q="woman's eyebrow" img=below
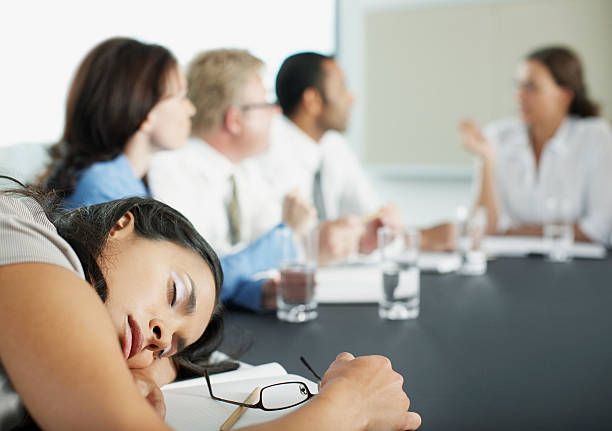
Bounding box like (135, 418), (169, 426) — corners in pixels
(185, 274), (197, 315)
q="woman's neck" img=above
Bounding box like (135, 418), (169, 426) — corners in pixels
(529, 115), (566, 150)
(123, 133), (154, 179)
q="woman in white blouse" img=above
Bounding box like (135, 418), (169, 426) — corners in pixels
(460, 46), (612, 243)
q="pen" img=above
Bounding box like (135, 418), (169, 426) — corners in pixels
(219, 387), (261, 431)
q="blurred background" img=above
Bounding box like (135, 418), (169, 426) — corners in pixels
(1, 0), (610, 226)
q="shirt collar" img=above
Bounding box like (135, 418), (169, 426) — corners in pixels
(544, 116), (573, 155)
(185, 136), (236, 180)
(278, 116), (324, 169)
(510, 116), (573, 156)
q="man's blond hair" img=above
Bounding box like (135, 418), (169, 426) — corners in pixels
(187, 49), (264, 135)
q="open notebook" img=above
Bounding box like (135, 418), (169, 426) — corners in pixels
(163, 363), (318, 431)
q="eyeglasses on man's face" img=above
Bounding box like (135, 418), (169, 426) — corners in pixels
(203, 356), (322, 411)
(238, 101), (279, 111)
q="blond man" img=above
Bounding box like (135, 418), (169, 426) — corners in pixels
(148, 49), (317, 311)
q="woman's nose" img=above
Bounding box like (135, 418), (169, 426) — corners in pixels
(147, 318), (172, 352)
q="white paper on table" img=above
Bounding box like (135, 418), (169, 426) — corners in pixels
(163, 363), (317, 431)
(483, 236), (606, 259)
(418, 252), (461, 273)
(315, 264), (380, 303)
(314, 252), (460, 304)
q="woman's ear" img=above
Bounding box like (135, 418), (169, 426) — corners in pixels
(108, 211), (136, 239)
(561, 87), (575, 110)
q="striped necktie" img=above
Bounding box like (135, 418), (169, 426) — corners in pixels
(227, 174), (241, 245)
(312, 165), (326, 221)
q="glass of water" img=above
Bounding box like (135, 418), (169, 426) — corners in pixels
(276, 225), (318, 323)
(543, 197), (574, 262)
(378, 226), (420, 320)
(456, 206), (487, 275)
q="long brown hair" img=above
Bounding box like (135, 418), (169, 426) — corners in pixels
(40, 37), (178, 197)
(527, 46), (599, 118)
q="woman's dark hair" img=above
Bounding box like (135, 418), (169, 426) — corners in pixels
(39, 37), (178, 198)
(1, 176), (236, 380)
(276, 52), (334, 118)
(527, 46), (599, 118)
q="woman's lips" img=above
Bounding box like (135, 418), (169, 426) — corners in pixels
(122, 319), (132, 360)
(127, 316), (143, 359)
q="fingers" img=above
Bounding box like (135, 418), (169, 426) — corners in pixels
(404, 412), (422, 430)
(283, 190), (317, 234)
(335, 352), (355, 361)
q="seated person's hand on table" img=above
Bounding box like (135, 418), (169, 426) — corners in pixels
(282, 190), (317, 236)
(319, 352), (421, 431)
(261, 276), (279, 310)
(318, 216), (364, 265)
(359, 204), (403, 254)
(459, 119), (493, 159)
(420, 222), (456, 252)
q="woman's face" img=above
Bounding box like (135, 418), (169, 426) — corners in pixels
(515, 60), (572, 127)
(98, 212), (216, 369)
(146, 66), (196, 152)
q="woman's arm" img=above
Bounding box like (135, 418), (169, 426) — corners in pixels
(460, 120), (501, 235)
(0, 263), (173, 431)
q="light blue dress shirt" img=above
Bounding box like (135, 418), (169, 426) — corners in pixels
(64, 154), (289, 311)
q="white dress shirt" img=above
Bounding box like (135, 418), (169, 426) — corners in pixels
(251, 115), (380, 221)
(148, 138), (281, 255)
(479, 116), (612, 244)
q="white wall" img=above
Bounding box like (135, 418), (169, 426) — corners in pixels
(338, 0), (612, 178)
(0, 0), (336, 147)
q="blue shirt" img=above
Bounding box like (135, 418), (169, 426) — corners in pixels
(64, 154), (148, 210)
(64, 154), (287, 311)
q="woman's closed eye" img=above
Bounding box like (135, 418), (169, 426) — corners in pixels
(168, 271), (188, 308)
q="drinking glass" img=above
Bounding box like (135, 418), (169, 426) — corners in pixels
(276, 225), (318, 322)
(543, 197), (573, 262)
(456, 206), (487, 275)
(378, 226), (420, 320)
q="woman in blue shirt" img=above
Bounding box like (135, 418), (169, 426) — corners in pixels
(40, 38), (287, 312)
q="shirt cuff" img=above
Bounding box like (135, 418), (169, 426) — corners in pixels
(223, 278), (266, 313)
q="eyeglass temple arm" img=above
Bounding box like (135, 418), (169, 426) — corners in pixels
(204, 369), (260, 408)
(300, 356), (322, 381)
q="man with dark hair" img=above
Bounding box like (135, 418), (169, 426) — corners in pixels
(256, 52), (455, 253)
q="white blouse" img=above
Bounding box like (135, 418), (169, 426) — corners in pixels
(480, 116), (612, 244)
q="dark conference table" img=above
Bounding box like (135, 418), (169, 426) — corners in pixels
(223, 257), (612, 430)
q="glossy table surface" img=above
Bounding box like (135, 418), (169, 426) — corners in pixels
(223, 257), (612, 430)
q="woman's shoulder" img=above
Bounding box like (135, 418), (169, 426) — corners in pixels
(69, 155), (145, 207)
(568, 116), (612, 139)
(0, 194), (52, 227)
(80, 155), (129, 180)
(0, 194), (84, 277)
